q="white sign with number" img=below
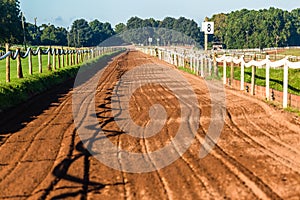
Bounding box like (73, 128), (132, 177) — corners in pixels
(202, 22), (214, 34)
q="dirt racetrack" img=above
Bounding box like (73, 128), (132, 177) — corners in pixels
(0, 50), (300, 200)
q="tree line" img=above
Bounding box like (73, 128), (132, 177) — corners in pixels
(1, 1), (299, 49)
(209, 7), (300, 49)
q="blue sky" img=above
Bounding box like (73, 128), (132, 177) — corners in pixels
(20, 0), (300, 28)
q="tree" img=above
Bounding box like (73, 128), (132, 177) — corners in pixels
(127, 17), (144, 29)
(115, 23), (126, 34)
(40, 24), (67, 46)
(209, 7), (299, 49)
(25, 22), (42, 45)
(0, 0), (22, 44)
(70, 19), (92, 47)
(89, 20), (115, 46)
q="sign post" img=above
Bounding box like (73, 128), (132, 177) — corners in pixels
(148, 37), (153, 46)
(202, 22), (214, 51)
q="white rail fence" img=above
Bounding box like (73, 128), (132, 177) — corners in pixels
(217, 55), (300, 108)
(0, 43), (117, 83)
(138, 47), (216, 78)
(139, 47), (300, 109)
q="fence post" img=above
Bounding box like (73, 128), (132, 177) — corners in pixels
(266, 56), (270, 100)
(5, 43), (10, 82)
(240, 56), (245, 91)
(48, 49), (51, 71)
(70, 51), (73, 65)
(58, 49), (62, 68)
(53, 49), (56, 70)
(230, 59), (234, 86)
(196, 57), (199, 75)
(62, 49), (65, 67)
(76, 51), (79, 64)
(251, 65), (256, 95)
(194, 57), (197, 73)
(223, 60), (227, 84)
(28, 49), (33, 75)
(16, 48), (23, 79)
(201, 56), (204, 77)
(283, 62), (289, 108)
(208, 57), (212, 76)
(213, 53), (218, 77)
(66, 51), (69, 66)
(251, 55), (257, 95)
(38, 49), (42, 73)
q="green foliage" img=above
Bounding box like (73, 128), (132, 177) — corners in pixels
(178, 66), (197, 75)
(89, 20), (114, 46)
(0, 0), (22, 43)
(120, 16), (203, 46)
(209, 7), (300, 49)
(40, 24), (67, 46)
(115, 23), (127, 34)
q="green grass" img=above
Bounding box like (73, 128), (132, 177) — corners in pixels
(280, 49), (300, 56)
(0, 55), (48, 84)
(218, 66), (300, 95)
(0, 51), (123, 111)
(178, 66), (197, 75)
(284, 106), (300, 116)
(0, 54), (73, 84)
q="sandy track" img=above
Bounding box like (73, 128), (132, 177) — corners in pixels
(0, 51), (299, 199)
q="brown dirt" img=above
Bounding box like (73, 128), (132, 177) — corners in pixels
(0, 50), (300, 200)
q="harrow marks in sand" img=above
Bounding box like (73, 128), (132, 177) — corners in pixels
(0, 51), (299, 199)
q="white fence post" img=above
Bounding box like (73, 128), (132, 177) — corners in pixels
(223, 60), (227, 85)
(201, 57), (204, 77)
(196, 57), (199, 75)
(241, 57), (245, 91)
(283, 62), (289, 108)
(266, 56), (270, 100)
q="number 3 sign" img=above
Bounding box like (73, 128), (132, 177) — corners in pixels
(202, 22), (214, 34)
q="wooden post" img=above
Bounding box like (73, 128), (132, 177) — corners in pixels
(62, 49), (65, 67)
(266, 57), (270, 100)
(38, 49), (42, 73)
(58, 50), (61, 68)
(230, 59), (234, 86)
(16, 48), (23, 79)
(283, 63), (289, 108)
(53, 49), (56, 70)
(223, 60), (227, 85)
(48, 49), (51, 71)
(76, 51), (79, 65)
(5, 43), (10, 83)
(66, 51), (69, 66)
(28, 49), (33, 75)
(70, 52), (73, 65)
